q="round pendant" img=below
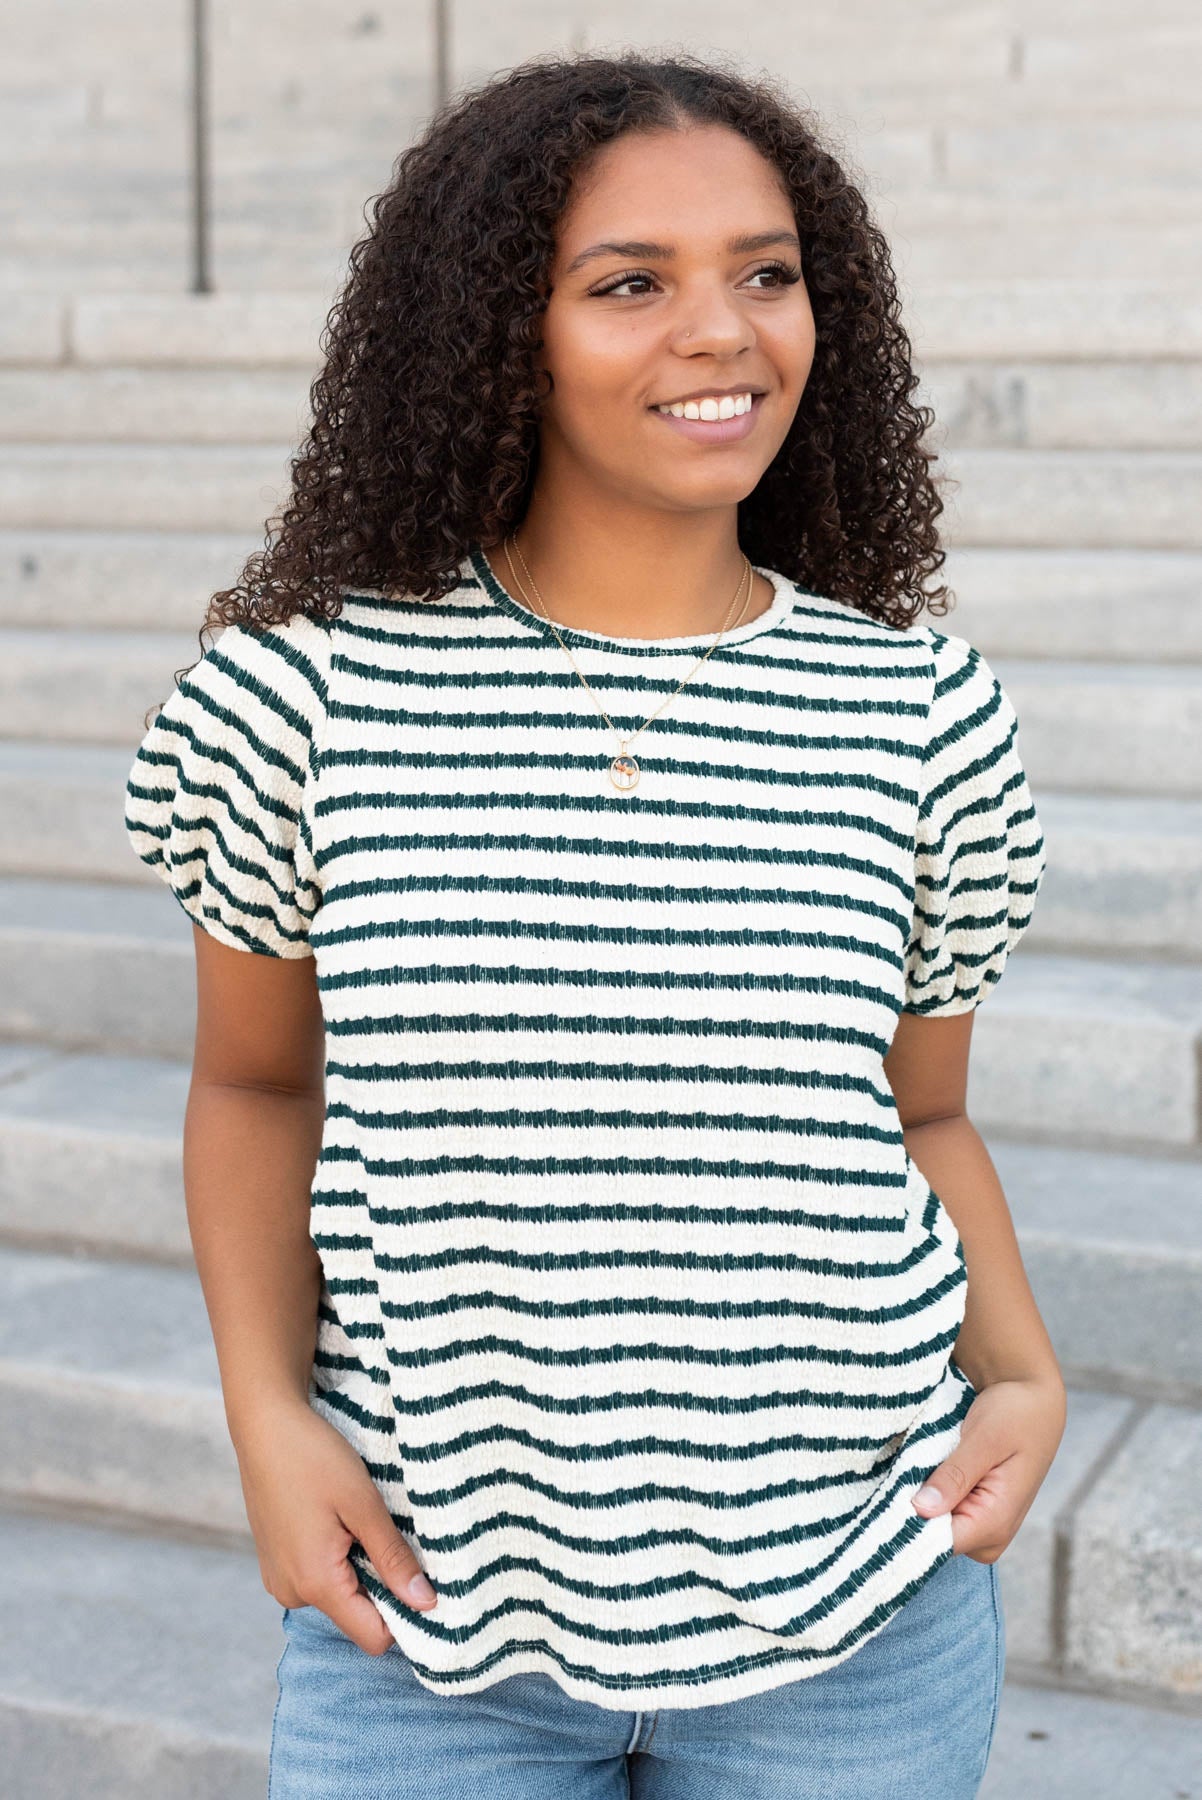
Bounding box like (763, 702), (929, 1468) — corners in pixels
(609, 751), (640, 791)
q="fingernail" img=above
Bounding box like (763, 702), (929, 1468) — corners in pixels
(407, 1572), (436, 1605)
(914, 1484), (941, 1511)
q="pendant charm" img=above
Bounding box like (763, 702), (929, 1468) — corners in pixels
(609, 749), (640, 792)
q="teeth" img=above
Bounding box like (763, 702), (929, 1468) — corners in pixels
(656, 392), (755, 420)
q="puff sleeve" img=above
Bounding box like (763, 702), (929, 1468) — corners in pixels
(901, 633), (1047, 1016)
(123, 614), (330, 958)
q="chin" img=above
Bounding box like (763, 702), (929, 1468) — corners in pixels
(657, 471), (771, 509)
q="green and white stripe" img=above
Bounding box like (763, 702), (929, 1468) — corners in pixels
(125, 544), (1045, 1710)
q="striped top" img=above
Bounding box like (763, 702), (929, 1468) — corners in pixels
(124, 544), (1046, 1711)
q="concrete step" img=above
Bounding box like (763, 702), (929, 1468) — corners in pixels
(0, 245), (350, 298)
(989, 1388), (1131, 1676)
(1030, 791), (1202, 959)
(0, 122), (415, 182)
(1060, 1396), (1202, 1706)
(0, 529), (250, 630)
(4, 742), (1199, 961)
(996, 659), (1202, 797)
(902, 279), (1202, 360)
(941, 449), (1202, 550)
(4, 281), (1199, 374)
(0, 871), (1198, 1149)
(0, 1244), (241, 1534)
(936, 116), (1202, 194)
(473, 16), (1202, 115)
(0, 207), (387, 272)
(4, 282), (1184, 369)
(5, 443), (1200, 547)
(0, 84), (91, 129)
(918, 360), (1202, 451)
(4, 0), (1193, 93)
(4, 220), (1201, 295)
(968, 950), (1202, 1151)
(0, 101), (430, 167)
(0, 444), (294, 535)
(0, 292), (69, 362)
(0, 365), (316, 445)
(871, 180), (1202, 233)
(1, 1036), (1198, 1400)
(989, 1137), (1202, 1403)
(7, 120), (1202, 218)
(0, 741), (179, 880)
(0, 626), (213, 745)
(49, 63), (1202, 151)
(989, 1384), (1202, 1715)
(5, 0), (1172, 95)
(0, 874), (202, 1063)
(0, 1502), (275, 1800)
(4, 279), (1194, 381)
(0, 1039), (191, 1263)
(3, 530), (1198, 663)
(935, 546), (1202, 663)
(981, 1677), (1202, 1798)
(14, 172), (1194, 251)
(0, 6), (1039, 98)
(8, 99), (1202, 196)
(52, 290), (341, 366)
(3, 358), (1199, 452)
(839, 72), (1202, 131)
(898, 221), (1202, 284)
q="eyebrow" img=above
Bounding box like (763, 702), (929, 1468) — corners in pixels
(564, 230), (801, 275)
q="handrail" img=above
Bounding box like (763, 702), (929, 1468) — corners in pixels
(189, 0), (212, 292)
(434, 0), (449, 109)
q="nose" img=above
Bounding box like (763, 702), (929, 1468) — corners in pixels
(670, 280), (757, 358)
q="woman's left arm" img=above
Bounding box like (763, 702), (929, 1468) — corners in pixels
(884, 1009), (1068, 1562)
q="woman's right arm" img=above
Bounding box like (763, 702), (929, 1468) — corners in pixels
(185, 922), (438, 1653)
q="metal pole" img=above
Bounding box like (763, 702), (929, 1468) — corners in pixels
(433, 0), (449, 110)
(190, 0), (213, 292)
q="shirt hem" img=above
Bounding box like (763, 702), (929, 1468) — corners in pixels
(347, 1525), (960, 1712)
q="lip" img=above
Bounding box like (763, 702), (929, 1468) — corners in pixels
(648, 391), (765, 444)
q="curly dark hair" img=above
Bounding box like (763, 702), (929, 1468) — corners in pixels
(198, 46), (954, 659)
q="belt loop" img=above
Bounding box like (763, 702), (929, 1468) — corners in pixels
(625, 1709), (643, 1754)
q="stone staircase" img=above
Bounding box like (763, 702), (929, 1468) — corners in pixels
(2, 2), (1202, 1794)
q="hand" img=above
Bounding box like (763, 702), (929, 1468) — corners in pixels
(910, 1373), (1067, 1561)
(233, 1396), (437, 1655)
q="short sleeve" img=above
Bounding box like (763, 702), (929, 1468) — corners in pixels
(902, 634), (1047, 1016)
(124, 614), (330, 958)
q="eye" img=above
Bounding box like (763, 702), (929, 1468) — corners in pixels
(589, 268), (659, 299)
(745, 260), (803, 288)
(588, 260), (803, 300)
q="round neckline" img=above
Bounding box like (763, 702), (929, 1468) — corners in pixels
(468, 543), (798, 654)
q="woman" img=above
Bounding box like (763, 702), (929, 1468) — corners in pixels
(124, 50), (1066, 1800)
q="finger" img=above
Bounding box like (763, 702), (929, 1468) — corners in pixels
(347, 1488), (438, 1612)
(911, 1447), (993, 1517)
(949, 1518), (1004, 1561)
(946, 1451), (1030, 1558)
(324, 1585), (402, 1656)
(946, 1481), (1009, 1558)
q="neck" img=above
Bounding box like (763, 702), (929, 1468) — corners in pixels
(484, 494), (775, 640)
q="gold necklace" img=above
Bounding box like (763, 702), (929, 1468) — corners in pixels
(502, 534), (754, 794)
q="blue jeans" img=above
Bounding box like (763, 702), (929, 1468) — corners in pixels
(267, 1549), (1004, 1798)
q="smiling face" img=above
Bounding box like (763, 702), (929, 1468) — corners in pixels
(533, 123), (816, 518)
